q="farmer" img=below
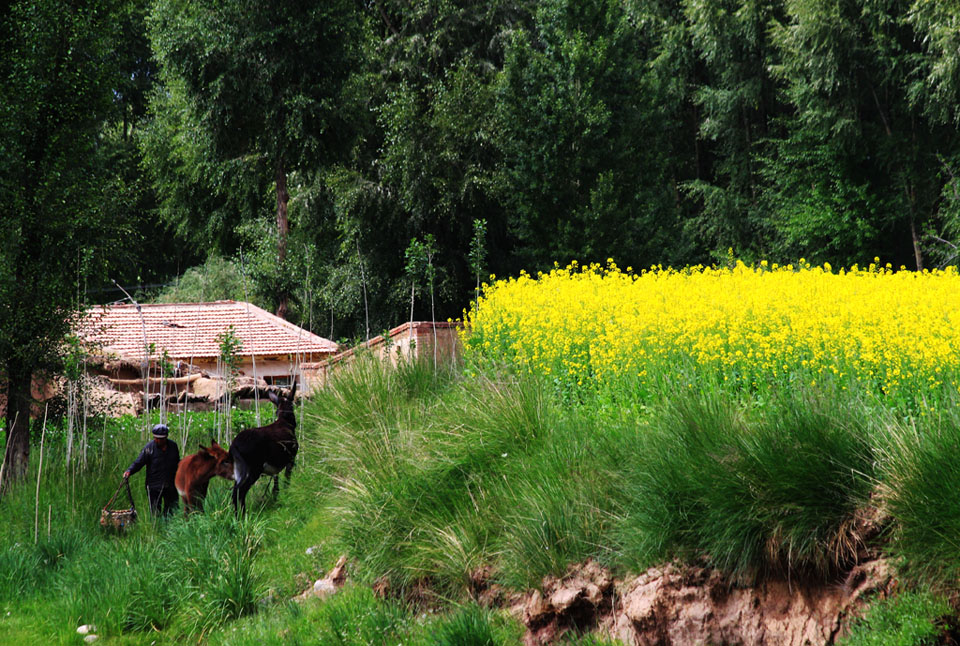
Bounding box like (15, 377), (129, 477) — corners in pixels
(123, 423), (180, 517)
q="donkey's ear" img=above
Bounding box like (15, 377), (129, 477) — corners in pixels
(198, 444), (209, 454)
(268, 389), (279, 405)
(289, 381), (297, 400)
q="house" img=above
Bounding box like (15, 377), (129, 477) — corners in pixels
(79, 300), (339, 413)
(302, 321), (462, 388)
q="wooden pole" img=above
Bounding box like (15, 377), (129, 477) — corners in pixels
(34, 404), (48, 544)
(240, 246), (261, 425)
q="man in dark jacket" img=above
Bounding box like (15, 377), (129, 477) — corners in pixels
(124, 423), (180, 516)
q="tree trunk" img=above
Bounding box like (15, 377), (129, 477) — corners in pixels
(911, 217), (923, 271)
(2, 362), (33, 491)
(275, 159), (290, 320)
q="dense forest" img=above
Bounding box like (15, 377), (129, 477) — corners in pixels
(5, 0), (960, 344)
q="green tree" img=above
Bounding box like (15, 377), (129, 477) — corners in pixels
(300, 1), (532, 337)
(681, 0), (783, 259)
(906, 1), (960, 265)
(764, 0), (953, 269)
(147, 0), (362, 318)
(0, 0), (129, 486)
(99, 0), (198, 297)
(493, 0), (686, 270)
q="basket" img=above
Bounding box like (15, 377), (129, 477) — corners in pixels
(101, 478), (138, 532)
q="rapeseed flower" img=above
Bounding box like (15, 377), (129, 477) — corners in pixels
(463, 260), (960, 403)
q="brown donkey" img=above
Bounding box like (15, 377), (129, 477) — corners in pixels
(175, 441), (234, 513)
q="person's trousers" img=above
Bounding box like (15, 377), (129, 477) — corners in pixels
(147, 484), (178, 516)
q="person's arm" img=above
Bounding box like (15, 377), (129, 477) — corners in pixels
(124, 444), (151, 478)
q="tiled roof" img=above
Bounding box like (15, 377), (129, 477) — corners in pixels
(80, 301), (338, 361)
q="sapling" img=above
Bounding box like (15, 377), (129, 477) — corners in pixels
(469, 219), (487, 308)
(422, 234), (438, 367)
(357, 239), (370, 342)
(239, 246), (261, 424)
(404, 235), (439, 366)
(216, 325), (243, 442)
(405, 238), (426, 344)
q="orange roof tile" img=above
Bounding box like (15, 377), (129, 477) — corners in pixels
(80, 301), (338, 362)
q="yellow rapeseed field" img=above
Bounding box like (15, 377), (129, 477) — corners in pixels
(463, 259), (960, 400)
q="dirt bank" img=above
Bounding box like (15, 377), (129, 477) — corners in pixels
(514, 558), (895, 646)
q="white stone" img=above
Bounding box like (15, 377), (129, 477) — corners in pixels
(76, 625), (95, 635)
(313, 578), (337, 598)
(84, 635), (99, 643)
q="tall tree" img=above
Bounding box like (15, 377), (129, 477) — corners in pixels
(682, 0), (782, 259)
(764, 0), (952, 268)
(147, 0), (362, 319)
(0, 0), (127, 487)
(493, 0), (687, 269)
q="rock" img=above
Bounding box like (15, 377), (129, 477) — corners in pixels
(327, 555), (348, 587)
(83, 635), (99, 644)
(76, 624), (95, 635)
(549, 587), (582, 612)
(517, 559), (615, 645)
(513, 557), (894, 646)
(296, 556), (349, 602)
(313, 579), (337, 599)
(612, 559), (894, 646)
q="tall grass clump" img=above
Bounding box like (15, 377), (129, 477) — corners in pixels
(880, 403), (960, 587)
(41, 490), (266, 638)
(494, 412), (629, 587)
(423, 603), (519, 646)
(616, 386), (879, 580)
(303, 353), (626, 595)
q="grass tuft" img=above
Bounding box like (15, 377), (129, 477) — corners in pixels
(880, 406), (960, 587)
(617, 386), (878, 580)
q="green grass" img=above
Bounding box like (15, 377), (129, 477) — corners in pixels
(615, 386), (879, 580)
(839, 591), (952, 646)
(305, 356), (626, 593)
(204, 585), (522, 646)
(878, 405), (960, 588)
(4, 353), (960, 643)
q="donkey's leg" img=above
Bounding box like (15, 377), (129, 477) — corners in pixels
(231, 453), (251, 515)
(196, 481), (210, 513)
(234, 477), (256, 515)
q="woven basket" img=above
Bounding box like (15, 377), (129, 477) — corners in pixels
(101, 478), (138, 532)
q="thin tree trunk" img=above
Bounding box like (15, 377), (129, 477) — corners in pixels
(2, 363), (33, 489)
(276, 159), (290, 320)
(911, 217), (923, 271)
(357, 240), (370, 342)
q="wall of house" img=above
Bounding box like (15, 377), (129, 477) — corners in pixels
(303, 322), (462, 390)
